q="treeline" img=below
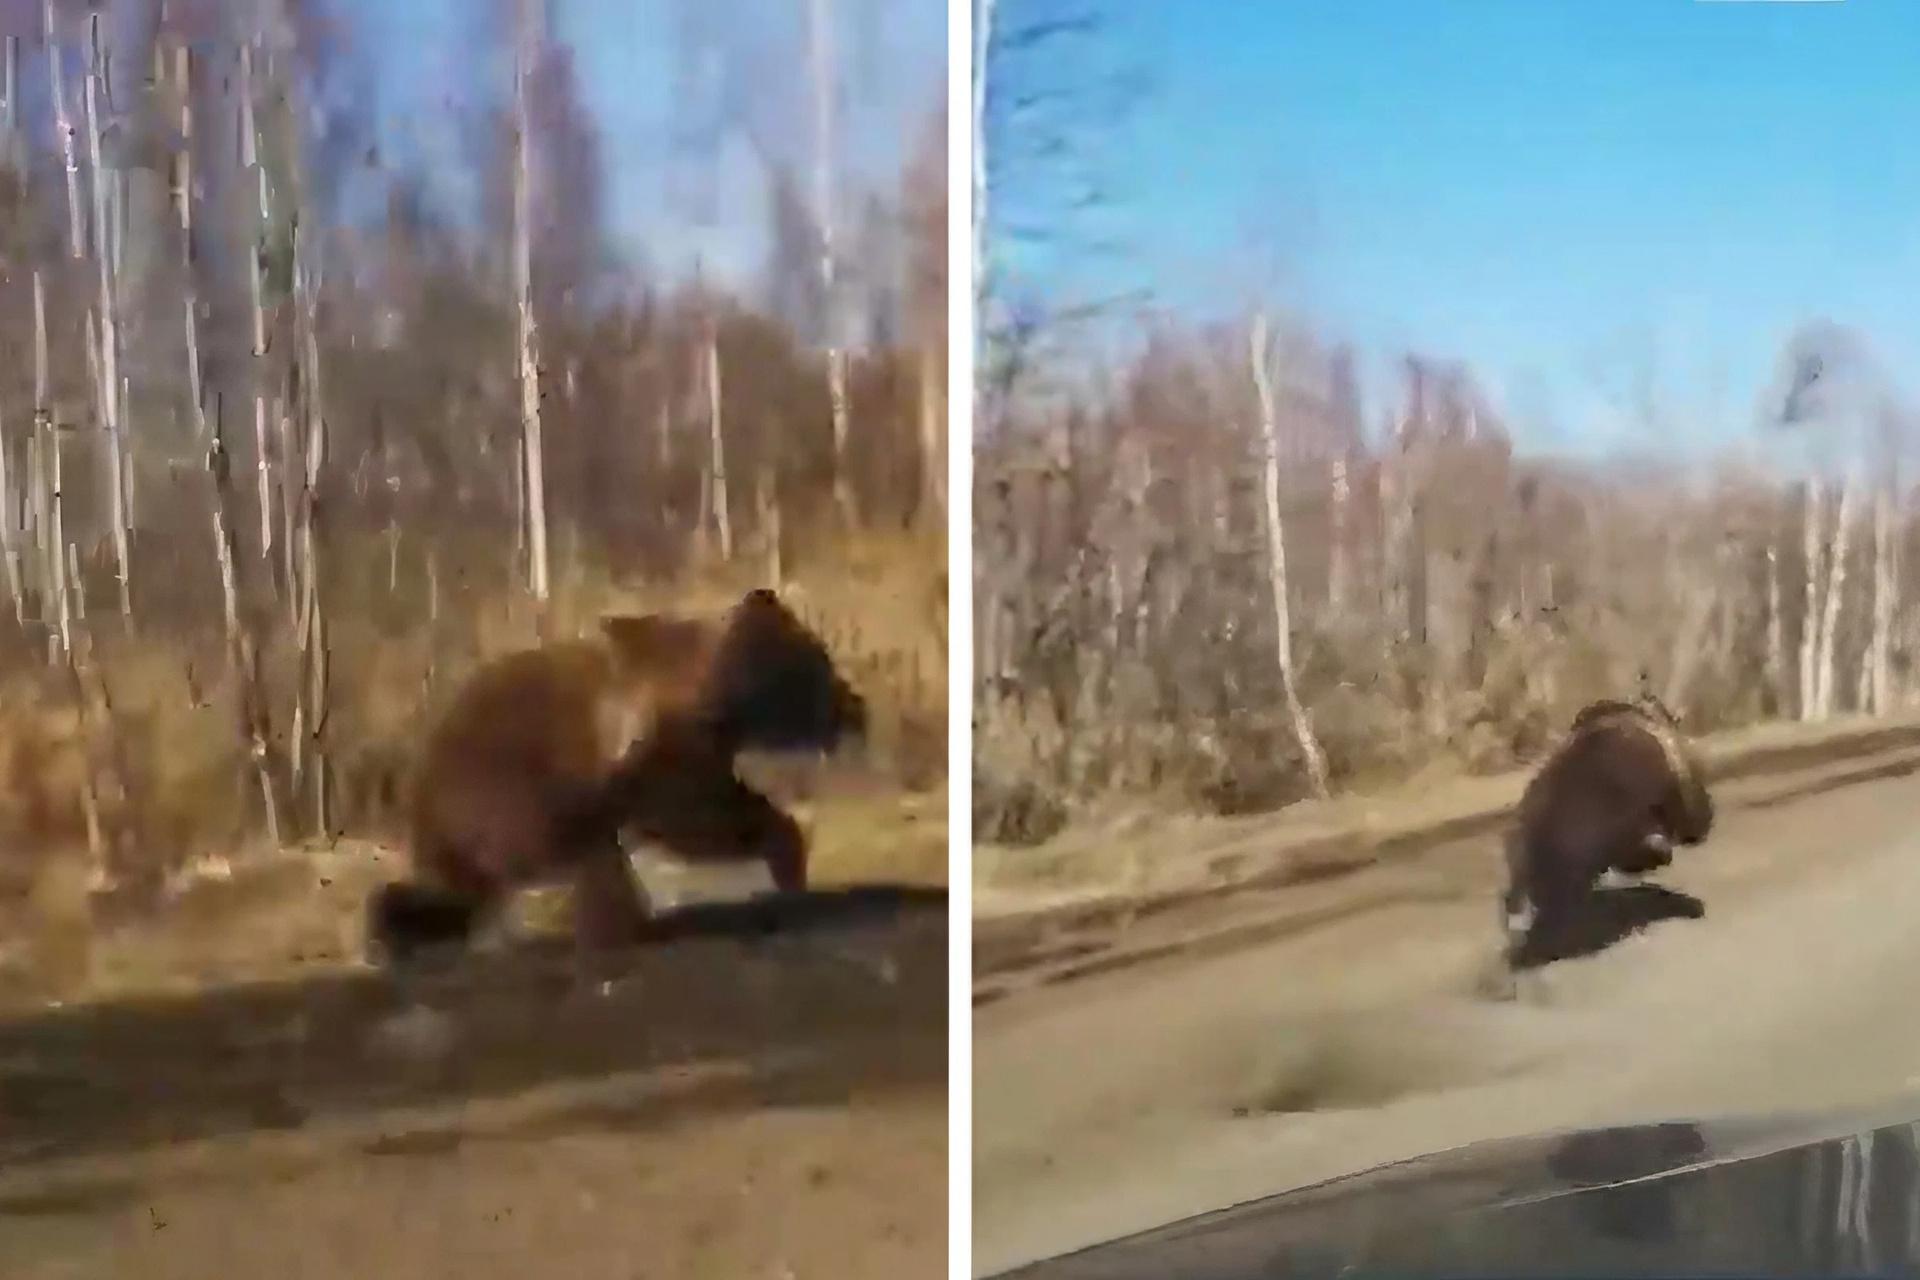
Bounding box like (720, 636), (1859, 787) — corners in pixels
(975, 311), (1914, 843)
(0, 0), (947, 902)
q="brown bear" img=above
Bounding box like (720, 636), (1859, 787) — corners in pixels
(1499, 694), (1714, 968)
(366, 588), (867, 966)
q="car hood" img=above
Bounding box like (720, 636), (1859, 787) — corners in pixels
(992, 1096), (1920, 1278)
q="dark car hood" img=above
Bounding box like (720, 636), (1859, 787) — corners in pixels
(992, 1097), (1920, 1279)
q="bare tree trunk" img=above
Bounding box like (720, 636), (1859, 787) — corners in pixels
(759, 468), (782, 588)
(193, 362), (282, 847)
(276, 403), (297, 624)
(170, 43), (191, 247)
(43, 0), (83, 260)
(808, 0), (855, 528)
(704, 319), (732, 560)
(919, 341), (944, 523)
(1328, 451), (1349, 614)
(33, 273), (71, 661)
(0, 403), (21, 625)
(27, 390), (47, 632)
(173, 44), (283, 845)
(1800, 480), (1824, 720)
(1250, 312), (1329, 799)
(1766, 537), (1784, 710)
(0, 37), (15, 624)
(83, 14), (130, 620)
(1663, 574), (1720, 716)
(2, 36), (15, 143)
(513, 0), (550, 602)
(33, 266), (108, 877)
(1868, 485), (1894, 715)
(240, 44), (279, 576)
(1814, 479), (1853, 720)
(293, 231), (331, 839)
(655, 397), (672, 476)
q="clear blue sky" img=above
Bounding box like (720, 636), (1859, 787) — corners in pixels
(991, 0), (1920, 460)
(338, 0), (944, 289)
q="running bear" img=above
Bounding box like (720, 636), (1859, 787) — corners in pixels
(366, 588), (867, 964)
(1499, 695), (1714, 966)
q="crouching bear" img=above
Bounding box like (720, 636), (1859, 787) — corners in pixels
(1499, 696), (1714, 969)
(365, 588), (867, 966)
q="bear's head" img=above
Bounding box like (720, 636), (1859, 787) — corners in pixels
(1569, 694), (1713, 845)
(702, 588), (868, 754)
(600, 590), (866, 758)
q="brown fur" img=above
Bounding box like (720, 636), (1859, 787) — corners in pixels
(366, 589), (865, 965)
(1500, 695), (1715, 967)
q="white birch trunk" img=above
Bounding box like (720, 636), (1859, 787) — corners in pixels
(705, 323), (732, 560)
(240, 44), (277, 567)
(1250, 312), (1329, 799)
(2, 36), (15, 141)
(83, 14), (130, 619)
(0, 400), (21, 624)
(173, 43), (282, 846)
(1814, 479), (1854, 720)
(513, 0), (549, 602)
(1864, 485), (1893, 715)
(294, 235), (330, 837)
(1766, 538), (1784, 709)
(919, 341), (944, 522)
(1800, 481), (1824, 720)
(759, 468), (782, 588)
(33, 273), (71, 660)
(808, 0), (855, 527)
(1328, 452), (1349, 615)
(43, 0), (83, 260)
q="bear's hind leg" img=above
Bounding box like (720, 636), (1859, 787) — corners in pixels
(366, 881), (489, 968)
(570, 849), (655, 952)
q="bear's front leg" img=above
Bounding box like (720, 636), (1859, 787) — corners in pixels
(627, 773), (812, 896)
(1610, 828), (1674, 877)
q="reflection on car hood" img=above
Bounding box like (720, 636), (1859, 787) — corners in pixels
(993, 1096), (1920, 1279)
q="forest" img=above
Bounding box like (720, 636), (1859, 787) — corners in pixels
(975, 309), (1913, 843)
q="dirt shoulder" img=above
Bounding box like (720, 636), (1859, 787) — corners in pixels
(0, 891), (948, 1279)
(974, 713), (1920, 983)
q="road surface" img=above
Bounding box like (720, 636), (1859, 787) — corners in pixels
(974, 745), (1920, 1275)
(0, 889), (948, 1280)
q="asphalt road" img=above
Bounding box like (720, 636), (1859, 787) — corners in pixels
(974, 748), (1920, 1275)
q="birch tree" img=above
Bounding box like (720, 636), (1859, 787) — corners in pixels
(807, 0), (855, 528)
(513, 0), (550, 602)
(83, 14), (131, 619)
(704, 297), (732, 560)
(1249, 311), (1329, 799)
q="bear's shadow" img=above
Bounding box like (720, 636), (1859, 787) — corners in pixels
(0, 883), (947, 1179)
(478, 883), (949, 962)
(1509, 883), (1706, 971)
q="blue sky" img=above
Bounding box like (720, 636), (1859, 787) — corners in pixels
(987, 0), (1920, 460)
(338, 0), (944, 288)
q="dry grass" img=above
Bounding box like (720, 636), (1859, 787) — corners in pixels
(975, 611), (1767, 847)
